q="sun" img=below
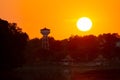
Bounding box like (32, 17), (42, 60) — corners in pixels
(77, 17), (92, 32)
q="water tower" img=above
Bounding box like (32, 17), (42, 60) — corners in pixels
(40, 28), (50, 50)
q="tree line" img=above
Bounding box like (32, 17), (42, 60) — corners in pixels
(24, 33), (120, 64)
(0, 18), (120, 70)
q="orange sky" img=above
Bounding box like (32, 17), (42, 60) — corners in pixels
(0, 0), (120, 40)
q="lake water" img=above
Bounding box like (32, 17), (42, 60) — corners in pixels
(5, 65), (119, 80)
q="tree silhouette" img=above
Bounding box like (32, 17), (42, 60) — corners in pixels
(24, 33), (120, 64)
(0, 19), (29, 70)
(98, 33), (120, 59)
(68, 35), (99, 61)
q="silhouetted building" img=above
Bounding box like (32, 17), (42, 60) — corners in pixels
(61, 55), (73, 66)
(40, 28), (50, 50)
(116, 41), (120, 47)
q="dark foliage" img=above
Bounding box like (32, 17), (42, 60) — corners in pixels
(24, 33), (120, 64)
(0, 19), (29, 70)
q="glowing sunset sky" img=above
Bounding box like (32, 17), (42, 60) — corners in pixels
(0, 0), (120, 40)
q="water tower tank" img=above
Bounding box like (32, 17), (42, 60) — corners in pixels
(41, 28), (50, 36)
